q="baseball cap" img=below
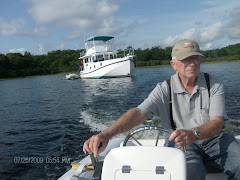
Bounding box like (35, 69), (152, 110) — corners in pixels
(171, 39), (204, 60)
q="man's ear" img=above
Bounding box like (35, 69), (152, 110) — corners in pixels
(170, 60), (177, 71)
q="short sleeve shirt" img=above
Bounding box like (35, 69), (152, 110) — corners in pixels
(138, 72), (228, 129)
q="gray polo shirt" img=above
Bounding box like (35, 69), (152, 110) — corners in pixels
(138, 72), (228, 129)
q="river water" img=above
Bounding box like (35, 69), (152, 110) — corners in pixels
(0, 62), (239, 179)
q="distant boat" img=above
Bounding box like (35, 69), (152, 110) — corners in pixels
(78, 36), (135, 79)
(66, 73), (79, 80)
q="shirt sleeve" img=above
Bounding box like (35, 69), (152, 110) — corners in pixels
(209, 75), (228, 119)
(138, 81), (169, 119)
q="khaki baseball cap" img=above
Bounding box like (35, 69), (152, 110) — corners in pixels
(171, 39), (204, 60)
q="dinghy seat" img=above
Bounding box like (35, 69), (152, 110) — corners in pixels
(101, 146), (186, 180)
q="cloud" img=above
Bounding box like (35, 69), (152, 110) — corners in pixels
(199, 22), (223, 43)
(0, 17), (24, 36)
(27, 0), (120, 39)
(225, 6), (240, 39)
(163, 22), (223, 49)
(162, 2), (240, 50)
(202, 42), (213, 50)
(19, 27), (49, 38)
(200, 0), (219, 6)
(9, 48), (26, 54)
(37, 42), (66, 54)
(0, 17), (49, 37)
(163, 28), (196, 47)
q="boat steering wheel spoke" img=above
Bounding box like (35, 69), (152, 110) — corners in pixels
(123, 126), (187, 153)
(123, 126), (173, 147)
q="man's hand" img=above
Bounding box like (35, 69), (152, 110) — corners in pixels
(83, 108), (148, 157)
(83, 133), (109, 158)
(169, 129), (196, 147)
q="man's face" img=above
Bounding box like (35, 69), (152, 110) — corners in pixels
(171, 55), (202, 80)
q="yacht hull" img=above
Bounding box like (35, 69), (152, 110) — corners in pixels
(80, 56), (135, 79)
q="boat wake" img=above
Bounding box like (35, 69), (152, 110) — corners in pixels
(80, 111), (108, 132)
(225, 118), (240, 136)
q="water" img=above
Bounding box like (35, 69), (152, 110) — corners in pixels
(0, 62), (239, 179)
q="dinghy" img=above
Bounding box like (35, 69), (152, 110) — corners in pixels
(66, 74), (79, 80)
(59, 126), (240, 180)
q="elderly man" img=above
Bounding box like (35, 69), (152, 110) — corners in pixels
(83, 39), (240, 179)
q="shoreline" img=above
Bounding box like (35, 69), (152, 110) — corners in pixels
(136, 59), (240, 69)
(0, 71), (79, 81)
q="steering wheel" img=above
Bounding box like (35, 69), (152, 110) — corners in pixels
(123, 126), (186, 153)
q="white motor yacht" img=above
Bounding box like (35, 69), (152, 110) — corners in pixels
(78, 36), (135, 79)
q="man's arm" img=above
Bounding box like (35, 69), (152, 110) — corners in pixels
(194, 116), (224, 139)
(169, 116), (224, 147)
(83, 108), (148, 157)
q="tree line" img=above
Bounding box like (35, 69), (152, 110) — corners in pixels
(0, 43), (239, 79)
(134, 43), (240, 67)
(0, 50), (81, 78)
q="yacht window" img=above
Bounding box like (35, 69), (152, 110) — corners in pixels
(105, 55), (108, 60)
(93, 56), (97, 62)
(97, 55), (104, 61)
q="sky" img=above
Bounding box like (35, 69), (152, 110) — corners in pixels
(0, 0), (240, 55)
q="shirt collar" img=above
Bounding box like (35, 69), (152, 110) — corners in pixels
(172, 72), (207, 94)
(195, 72), (207, 91)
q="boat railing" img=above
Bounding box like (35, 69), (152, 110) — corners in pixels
(79, 66), (83, 71)
(79, 51), (86, 58)
(117, 48), (135, 58)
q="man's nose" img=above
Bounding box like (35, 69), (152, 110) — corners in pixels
(189, 58), (195, 65)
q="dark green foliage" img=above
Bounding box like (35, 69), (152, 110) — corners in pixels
(0, 43), (239, 78)
(0, 49), (84, 78)
(135, 43), (240, 67)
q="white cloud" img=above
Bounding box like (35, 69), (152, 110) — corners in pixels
(225, 6), (240, 39)
(9, 48), (26, 54)
(162, 1), (240, 50)
(203, 42), (213, 49)
(200, 1), (218, 6)
(37, 42), (66, 54)
(163, 36), (178, 47)
(180, 28), (196, 39)
(199, 22), (223, 43)
(27, 0), (120, 39)
(163, 28), (196, 47)
(38, 44), (44, 54)
(0, 17), (49, 37)
(0, 17), (24, 36)
(163, 22), (223, 50)
(20, 27), (49, 37)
